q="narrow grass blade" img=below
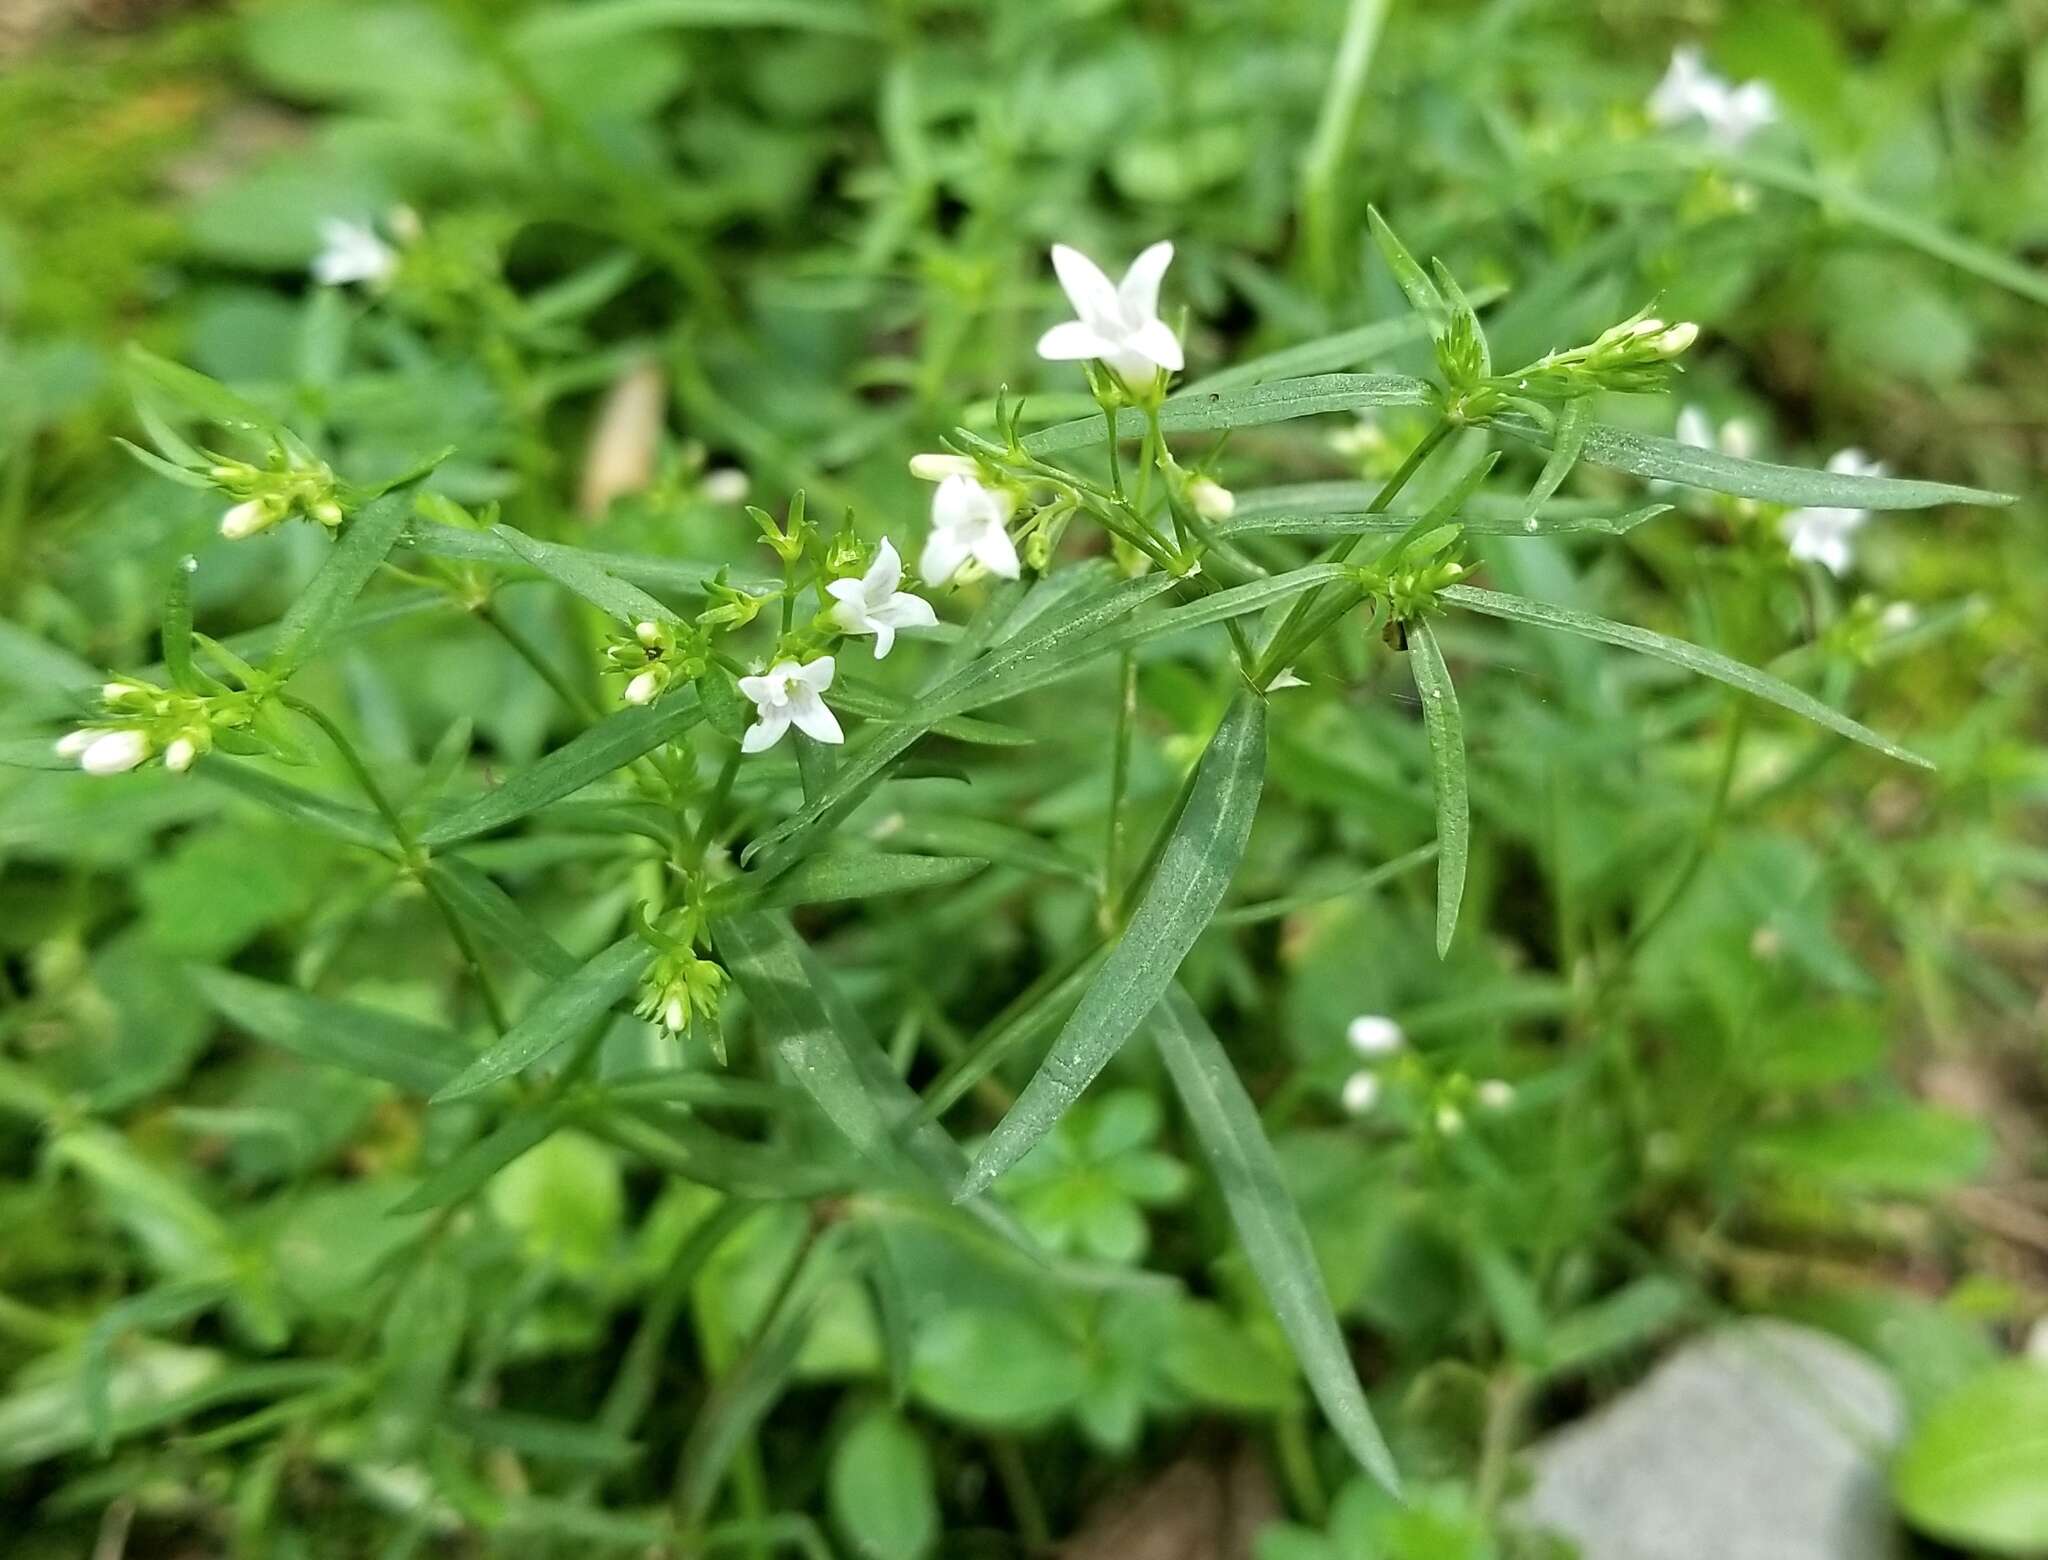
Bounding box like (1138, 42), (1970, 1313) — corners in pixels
(1445, 584), (1931, 768)
(959, 690), (1268, 1198)
(1231, 483), (1669, 533)
(404, 521), (771, 596)
(1407, 620), (1468, 957)
(192, 969), (469, 1094)
(418, 691), (705, 846)
(1021, 374), (1435, 456)
(1215, 841), (1438, 926)
(1497, 416), (2012, 510)
(492, 524), (683, 627)
(266, 490), (417, 677)
(1151, 986), (1401, 1495)
(433, 937), (650, 1102)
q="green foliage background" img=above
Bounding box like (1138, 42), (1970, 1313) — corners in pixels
(1, 1), (2043, 1555)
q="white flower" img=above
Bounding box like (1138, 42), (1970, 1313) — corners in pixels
(826, 539), (938, 660)
(1674, 405), (1757, 461)
(1879, 602), (1918, 633)
(1346, 1014), (1405, 1058)
(1187, 476), (1235, 522)
(79, 728), (151, 775)
(219, 498), (279, 541)
(662, 995), (687, 1033)
(920, 474), (1019, 585)
(1266, 667), (1308, 692)
(1648, 46), (1777, 149)
(1782, 448), (1884, 576)
(737, 656), (842, 753)
(1036, 242), (1184, 388)
(1341, 1072), (1381, 1116)
(311, 218), (398, 288)
(623, 670), (661, 706)
(909, 452), (979, 482)
(163, 736), (198, 773)
(1477, 1079), (1515, 1111)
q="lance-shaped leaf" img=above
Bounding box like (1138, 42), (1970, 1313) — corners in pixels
(1407, 619), (1468, 957)
(1229, 482), (1669, 534)
(1183, 294), (1503, 395)
(418, 691), (706, 846)
(391, 1105), (568, 1214)
(432, 937), (651, 1102)
(1367, 206), (1450, 338)
(1495, 416), (2012, 510)
(405, 520), (771, 596)
(421, 858), (579, 979)
(1151, 986), (1401, 1495)
(191, 969), (468, 1094)
(1445, 584), (1931, 767)
(958, 690), (1268, 1198)
(198, 761), (393, 852)
(722, 852), (988, 912)
(266, 489), (417, 677)
(1021, 373), (1435, 456)
(492, 523), (683, 627)
(125, 345), (285, 439)
(1514, 396), (1591, 525)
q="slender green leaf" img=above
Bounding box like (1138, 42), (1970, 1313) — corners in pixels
(191, 968), (469, 1094)
(422, 858), (580, 979)
(405, 520), (770, 596)
(1367, 207), (1449, 335)
(390, 1105), (568, 1214)
(162, 561), (197, 691)
(83, 1280), (230, 1454)
(729, 853), (988, 912)
(959, 691), (1268, 1197)
(1407, 620), (1467, 957)
(1151, 986), (1401, 1494)
(536, 0), (881, 41)
(1215, 841), (1438, 926)
(1445, 584), (1931, 767)
(433, 937), (651, 1102)
(266, 490), (417, 677)
(1184, 293), (1504, 395)
(1230, 483), (1668, 533)
(1496, 416), (2012, 510)
(418, 691), (706, 846)
(1021, 373), (1435, 456)
(1515, 397), (1591, 524)
(198, 761), (393, 851)
(492, 524), (683, 627)
(126, 346), (284, 438)
(0, 618), (99, 700)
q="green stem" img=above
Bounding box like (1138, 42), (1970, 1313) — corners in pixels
(1626, 702), (1749, 955)
(479, 603), (599, 721)
(987, 1436), (1050, 1549)
(284, 694), (511, 1033)
(1299, 0), (1393, 298)
(1255, 418), (1452, 682)
(1103, 651), (1138, 916)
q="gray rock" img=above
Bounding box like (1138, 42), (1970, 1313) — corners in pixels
(1517, 1319), (1907, 1560)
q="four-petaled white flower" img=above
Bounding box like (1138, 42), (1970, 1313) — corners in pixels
(1648, 46), (1777, 149)
(1037, 242), (1184, 388)
(1781, 448), (1884, 576)
(827, 539), (938, 660)
(312, 218), (398, 288)
(738, 656), (842, 753)
(920, 474), (1019, 586)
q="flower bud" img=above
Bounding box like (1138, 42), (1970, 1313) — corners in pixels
(700, 468), (751, 504)
(1346, 1014), (1405, 1057)
(1188, 476), (1236, 522)
(635, 621), (664, 647)
(310, 500), (345, 528)
(102, 681), (130, 705)
(624, 670), (662, 706)
(1477, 1079), (1515, 1111)
(1654, 322), (1699, 357)
(80, 728), (151, 775)
(1341, 1072), (1381, 1115)
(909, 452), (978, 483)
(1435, 1103), (1466, 1135)
(219, 498), (277, 541)
(54, 728), (94, 758)
(662, 995), (687, 1033)
(164, 736), (198, 773)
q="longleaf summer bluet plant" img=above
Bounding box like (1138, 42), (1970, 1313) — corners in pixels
(38, 204), (2014, 1508)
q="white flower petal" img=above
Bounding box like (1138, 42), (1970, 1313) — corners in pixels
(972, 523), (1021, 580)
(1125, 316), (1184, 373)
(921, 524), (973, 586)
(1116, 241), (1175, 325)
(796, 655), (835, 694)
(866, 538), (904, 598)
(788, 690), (843, 745)
(81, 728), (150, 775)
(741, 708), (791, 752)
(1037, 320), (1119, 362)
(1050, 244), (1121, 330)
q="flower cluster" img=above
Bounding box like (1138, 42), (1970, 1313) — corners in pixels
(1648, 46), (1777, 149)
(1517, 313), (1699, 400)
(55, 677), (249, 777)
(1339, 1014), (1513, 1136)
(635, 946), (729, 1037)
(1782, 450), (1885, 577)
